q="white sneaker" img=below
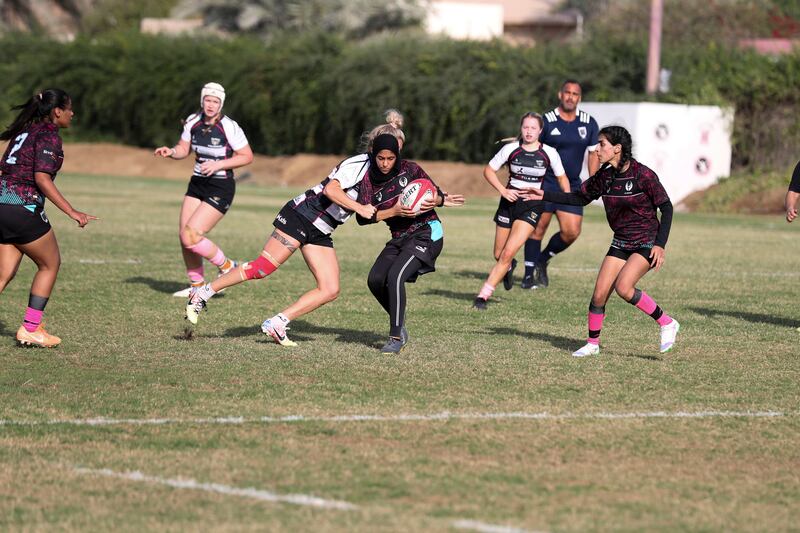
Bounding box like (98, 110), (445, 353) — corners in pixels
(184, 290), (207, 325)
(572, 342), (600, 357)
(173, 286), (194, 298)
(660, 319), (680, 353)
(261, 318), (298, 347)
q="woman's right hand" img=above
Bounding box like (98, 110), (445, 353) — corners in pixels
(70, 210), (98, 228)
(519, 189), (544, 201)
(356, 203), (377, 220)
(154, 146), (175, 158)
(501, 188), (519, 202)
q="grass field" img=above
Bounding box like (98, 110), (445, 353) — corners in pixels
(1, 173), (799, 532)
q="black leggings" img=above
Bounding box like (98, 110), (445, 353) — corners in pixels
(367, 248), (424, 337)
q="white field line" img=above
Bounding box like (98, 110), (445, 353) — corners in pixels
(73, 467), (358, 511)
(452, 519), (546, 533)
(0, 410), (791, 428)
(77, 258), (142, 264)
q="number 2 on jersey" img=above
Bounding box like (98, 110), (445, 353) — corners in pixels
(5, 133), (29, 165)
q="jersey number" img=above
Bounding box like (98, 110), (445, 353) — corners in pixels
(5, 133), (29, 165)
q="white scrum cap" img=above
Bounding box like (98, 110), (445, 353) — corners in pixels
(200, 82), (225, 110)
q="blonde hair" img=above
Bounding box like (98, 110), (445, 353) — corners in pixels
(361, 108), (406, 152)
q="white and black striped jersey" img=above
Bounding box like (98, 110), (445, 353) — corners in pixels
(293, 154), (370, 235)
(488, 141), (565, 190)
(181, 114), (249, 179)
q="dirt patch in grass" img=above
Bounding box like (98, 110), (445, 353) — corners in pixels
(61, 143), (497, 198)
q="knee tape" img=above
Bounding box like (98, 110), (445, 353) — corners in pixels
(241, 254), (277, 280)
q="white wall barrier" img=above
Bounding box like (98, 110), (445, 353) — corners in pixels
(579, 102), (734, 204)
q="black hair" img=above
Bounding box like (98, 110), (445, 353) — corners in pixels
(561, 79), (582, 92)
(0, 89), (71, 141)
(599, 125), (633, 170)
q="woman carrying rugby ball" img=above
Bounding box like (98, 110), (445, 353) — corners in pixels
(356, 133), (464, 354)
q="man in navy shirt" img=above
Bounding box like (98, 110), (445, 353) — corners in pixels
(522, 80), (600, 288)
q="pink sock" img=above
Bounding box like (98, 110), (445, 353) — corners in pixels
(478, 282), (495, 300)
(635, 291), (657, 315)
(187, 237), (216, 259)
(209, 247), (226, 267)
(23, 307), (43, 332)
(187, 266), (204, 285)
(657, 314), (673, 326)
(587, 312), (604, 345)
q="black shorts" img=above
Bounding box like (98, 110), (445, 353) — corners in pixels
(493, 197), (544, 229)
(185, 176), (235, 214)
(0, 204), (51, 245)
(606, 246), (653, 262)
(382, 226), (443, 282)
(272, 201), (334, 248)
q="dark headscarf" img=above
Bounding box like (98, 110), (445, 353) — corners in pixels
(368, 133), (401, 184)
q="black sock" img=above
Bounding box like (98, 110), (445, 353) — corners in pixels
(541, 233), (571, 263)
(524, 239), (541, 277)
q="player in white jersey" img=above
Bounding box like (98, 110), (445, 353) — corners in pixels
(473, 112), (569, 309)
(185, 113), (406, 347)
(522, 80), (600, 289)
(154, 82), (253, 297)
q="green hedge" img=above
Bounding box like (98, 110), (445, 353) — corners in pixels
(1, 31), (798, 170)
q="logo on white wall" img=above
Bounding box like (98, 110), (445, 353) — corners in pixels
(695, 157), (710, 175)
(655, 124), (669, 140)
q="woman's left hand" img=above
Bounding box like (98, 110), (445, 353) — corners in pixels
(649, 246), (665, 271)
(199, 160), (224, 176)
(443, 193), (465, 207)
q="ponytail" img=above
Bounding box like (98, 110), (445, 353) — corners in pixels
(361, 109), (406, 152)
(0, 89), (71, 141)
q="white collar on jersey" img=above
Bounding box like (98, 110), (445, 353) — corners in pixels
(552, 107), (591, 124)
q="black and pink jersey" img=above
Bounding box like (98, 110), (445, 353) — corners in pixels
(577, 159), (670, 249)
(181, 114), (249, 179)
(488, 141), (565, 190)
(0, 122), (63, 208)
(358, 160), (441, 239)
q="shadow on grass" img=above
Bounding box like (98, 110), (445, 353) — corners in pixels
(453, 269), (490, 281)
(616, 351), (662, 361)
(421, 288), (479, 302)
(0, 319), (11, 337)
(184, 320), (382, 348)
(484, 326), (576, 352)
(126, 276), (185, 295)
(288, 320), (384, 348)
(689, 306), (799, 329)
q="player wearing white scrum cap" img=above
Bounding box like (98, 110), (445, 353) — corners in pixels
(200, 82), (225, 110)
(154, 82), (253, 298)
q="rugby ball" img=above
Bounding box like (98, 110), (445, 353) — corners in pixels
(400, 179), (436, 213)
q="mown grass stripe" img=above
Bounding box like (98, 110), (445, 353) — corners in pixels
(1, 410), (790, 428)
